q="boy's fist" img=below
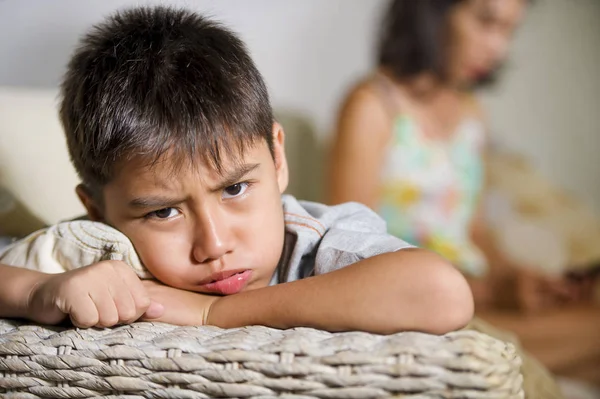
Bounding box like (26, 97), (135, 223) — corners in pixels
(27, 260), (163, 327)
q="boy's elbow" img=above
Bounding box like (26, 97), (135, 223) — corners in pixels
(427, 255), (474, 334)
(403, 250), (473, 334)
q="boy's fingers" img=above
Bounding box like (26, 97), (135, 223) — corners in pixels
(69, 295), (100, 328)
(115, 263), (151, 312)
(109, 278), (138, 324)
(142, 301), (165, 320)
(89, 289), (120, 327)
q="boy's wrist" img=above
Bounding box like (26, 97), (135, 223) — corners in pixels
(202, 295), (221, 326)
(0, 266), (51, 320)
(23, 271), (52, 320)
(202, 288), (278, 329)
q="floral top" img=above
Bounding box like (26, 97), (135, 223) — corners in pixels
(377, 114), (488, 276)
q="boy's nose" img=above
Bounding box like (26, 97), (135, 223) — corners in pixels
(191, 209), (234, 265)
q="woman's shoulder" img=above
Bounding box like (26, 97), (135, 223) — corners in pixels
(333, 73), (399, 147)
(338, 75), (390, 123)
(342, 75), (384, 107)
(341, 71), (410, 121)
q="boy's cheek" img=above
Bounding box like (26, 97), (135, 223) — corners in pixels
(253, 232), (285, 284)
(131, 235), (186, 277)
(143, 258), (192, 290)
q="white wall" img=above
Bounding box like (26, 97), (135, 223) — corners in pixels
(0, 0), (599, 213)
(480, 0), (600, 213)
(0, 0), (385, 136)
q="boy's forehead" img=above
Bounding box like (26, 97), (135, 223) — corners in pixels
(110, 140), (270, 188)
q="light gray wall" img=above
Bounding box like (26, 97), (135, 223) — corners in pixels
(480, 0), (600, 211)
(0, 0), (385, 137)
(1, 0), (599, 210)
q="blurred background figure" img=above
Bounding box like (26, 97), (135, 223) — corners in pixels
(327, 0), (600, 393)
(1, 0), (599, 396)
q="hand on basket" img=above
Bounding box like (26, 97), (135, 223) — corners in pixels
(27, 260), (163, 327)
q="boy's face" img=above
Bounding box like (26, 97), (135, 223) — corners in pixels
(78, 124), (289, 295)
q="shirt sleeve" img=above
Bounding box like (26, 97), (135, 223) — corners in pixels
(0, 221), (152, 278)
(313, 202), (414, 275)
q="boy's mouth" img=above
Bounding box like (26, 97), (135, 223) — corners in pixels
(197, 269), (253, 295)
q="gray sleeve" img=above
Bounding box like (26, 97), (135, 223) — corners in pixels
(314, 202), (414, 275)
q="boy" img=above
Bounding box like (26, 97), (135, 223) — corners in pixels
(0, 6), (473, 334)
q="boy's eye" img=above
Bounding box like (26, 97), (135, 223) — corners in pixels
(147, 207), (180, 219)
(222, 182), (249, 199)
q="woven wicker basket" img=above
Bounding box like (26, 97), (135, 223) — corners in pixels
(0, 319), (523, 398)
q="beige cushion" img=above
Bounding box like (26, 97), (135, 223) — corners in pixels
(0, 87), (84, 225)
(0, 185), (46, 237)
(487, 150), (600, 273)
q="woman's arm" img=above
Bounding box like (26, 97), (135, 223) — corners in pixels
(467, 99), (576, 311)
(327, 82), (392, 207)
(466, 98), (526, 308)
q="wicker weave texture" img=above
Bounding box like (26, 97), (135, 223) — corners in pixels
(0, 319), (523, 398)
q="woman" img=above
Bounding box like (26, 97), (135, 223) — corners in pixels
(328, 0), (600, 389)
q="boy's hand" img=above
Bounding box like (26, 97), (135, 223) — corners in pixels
(141, 280), (219, 326)
(27, 261), (163, 328)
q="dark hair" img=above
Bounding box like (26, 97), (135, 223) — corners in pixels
(377, 0), (464, 83)
(60, 6), (273, 195)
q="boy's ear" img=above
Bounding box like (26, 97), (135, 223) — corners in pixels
(272, 122), (289, 194)
(75, 184), (104, 222)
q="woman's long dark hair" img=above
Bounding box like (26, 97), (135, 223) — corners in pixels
(377, 0), (465, 83)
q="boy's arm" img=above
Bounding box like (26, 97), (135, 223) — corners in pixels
(0, 263), (44, 318)
(0, 261), (161, 327)
(211, 249), (473, 334)
(145, 249), (474, 335)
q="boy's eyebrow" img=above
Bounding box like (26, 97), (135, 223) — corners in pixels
(128, 163), (261, 209)
(128, 195), (187, 209)
(212, 163), (260, 191)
